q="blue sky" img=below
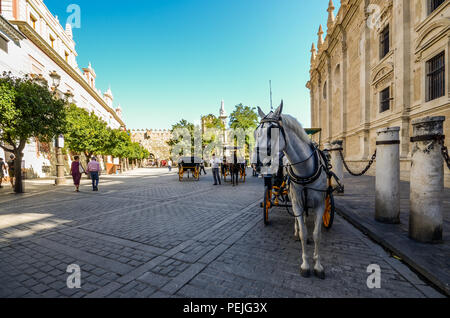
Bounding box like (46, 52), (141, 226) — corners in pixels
(45, 0), (335, 130)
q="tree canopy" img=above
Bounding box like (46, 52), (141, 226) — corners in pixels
(0, 72), (67, 193)
(64, 104), (111, 159)
(228, 104), (259, 159)
(168, 119), (202, 158)
(229, 104), (259, 130)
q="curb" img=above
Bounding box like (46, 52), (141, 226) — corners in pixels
(335, 206), (450, 297)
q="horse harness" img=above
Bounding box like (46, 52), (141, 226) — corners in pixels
(257, 114), (342, 217)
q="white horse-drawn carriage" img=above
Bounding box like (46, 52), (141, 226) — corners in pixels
(254, 101), (343, 279)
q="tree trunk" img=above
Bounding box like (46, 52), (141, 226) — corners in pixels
(85, 152), (91, 179)
(120, 158), (124, 173)
(14, 150), (24, 194)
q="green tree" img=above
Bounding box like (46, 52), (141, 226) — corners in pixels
(0, 73), (67, 193)
(202, 114), (224, 130)
(167, 119), (201, 158)
(229, 104), (259, 159)
(229, 104), (259, 130)
(65, 104), (110, 164)
(106, 129), (132, 170)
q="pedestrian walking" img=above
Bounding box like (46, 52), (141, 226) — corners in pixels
(0, 158), (6, 189)
(6, 154), (15, 188)
(71, 156), (85, 192)
(86, 157), (101, 191)
(252, 164), (258, 177)
(168, 159), (173, 172)
(210, 154), (222, 185)
(200, 159), (207, 175)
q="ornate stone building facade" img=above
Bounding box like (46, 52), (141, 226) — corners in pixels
(307, 0), (449, 181)
(131, 129), (172, 163)
(0, 0), (126, 177)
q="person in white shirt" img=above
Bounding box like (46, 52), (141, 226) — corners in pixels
(168, 159), (173, 172)
(210, 154), (222, 185)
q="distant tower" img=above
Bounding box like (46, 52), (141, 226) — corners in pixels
(219, 100), (227, 127)
(115, 103), (122, 118)
(219, 100), (228, 153)
(83, 62), (97, 89)
(103, 87), (113, 108)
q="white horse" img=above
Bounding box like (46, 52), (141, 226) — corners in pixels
(255, 102), (328, 279)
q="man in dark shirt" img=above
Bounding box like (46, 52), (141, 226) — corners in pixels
(0, 158), (6, 189)
(6, 154), (15, 188)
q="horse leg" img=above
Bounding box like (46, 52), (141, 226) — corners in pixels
(294, 217), (299, 240)
(293, 205), (310, 278)
(313, 204), (325, 279)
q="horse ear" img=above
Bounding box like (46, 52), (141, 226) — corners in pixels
(274, 100), (283, 117)
(257, 106), (266, 119)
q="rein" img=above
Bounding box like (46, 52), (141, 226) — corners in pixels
(257, 115), (325, 186)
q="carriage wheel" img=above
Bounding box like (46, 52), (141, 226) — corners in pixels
(263, 186), (271, 226)
(194, 167), (200, 181)
(323, 192), (335, 230)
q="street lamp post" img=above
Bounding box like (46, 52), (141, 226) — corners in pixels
(54, 89), (75, 186)
(54, 134), (66, 185)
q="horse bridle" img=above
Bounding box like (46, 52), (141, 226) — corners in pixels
(256, 114), (323, 185)
(255, 113), (286, 168)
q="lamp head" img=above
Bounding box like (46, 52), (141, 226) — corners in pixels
(49, 71), (61, 88)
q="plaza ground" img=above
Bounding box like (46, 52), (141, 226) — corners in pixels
(0, 168), (445, 298)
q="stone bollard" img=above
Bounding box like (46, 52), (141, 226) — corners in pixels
(410, 116), (445, 243)
(330, 140), (344, 194)
(375, 127), (400, 224)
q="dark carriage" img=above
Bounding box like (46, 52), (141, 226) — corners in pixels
(178, 156), (202, 182)
(221, 147), (247, 184)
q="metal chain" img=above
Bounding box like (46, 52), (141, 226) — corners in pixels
(339, 149), (377, 177)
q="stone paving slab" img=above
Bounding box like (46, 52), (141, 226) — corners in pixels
(334, 174), (450, 296)
(0, 168), (445, 298)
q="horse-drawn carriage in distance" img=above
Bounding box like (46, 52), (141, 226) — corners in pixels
(178, 156), (202, 182)
(221, 146), (247, 185)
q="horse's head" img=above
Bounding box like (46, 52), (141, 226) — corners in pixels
(253, 101), (286, 174)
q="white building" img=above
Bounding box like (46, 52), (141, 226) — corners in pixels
(0, 0), (125, 177)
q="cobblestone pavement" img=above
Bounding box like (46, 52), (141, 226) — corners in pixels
(0, 168), (444, 298)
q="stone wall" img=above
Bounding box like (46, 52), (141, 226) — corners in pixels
(131, 129), (172, 162)
(307, 0), (450, 185)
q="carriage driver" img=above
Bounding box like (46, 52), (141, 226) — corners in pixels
(210, 154), (222, 186)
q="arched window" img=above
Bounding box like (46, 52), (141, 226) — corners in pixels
(334, 65), (341, 92)
(428, 0), (445, 15)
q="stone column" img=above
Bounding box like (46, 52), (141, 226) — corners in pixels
(410, 117), (445, 243)
(375, 127), (400, 224)
(330, 140), (344, 194)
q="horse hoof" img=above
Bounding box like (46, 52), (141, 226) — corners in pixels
(300, 269), (311, 278)
(314, 269), (325, 280)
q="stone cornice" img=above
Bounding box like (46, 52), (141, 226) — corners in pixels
(27, 0), (77, 55)
(0, 15), (26, 43)
(415, 1), (449, 33)
(10, 20), (125, 129)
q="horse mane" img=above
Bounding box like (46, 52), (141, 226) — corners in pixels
(280, 114), (312, 145)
